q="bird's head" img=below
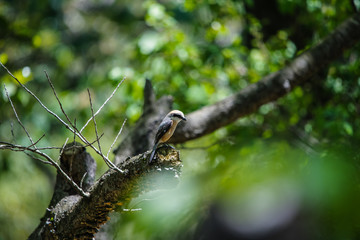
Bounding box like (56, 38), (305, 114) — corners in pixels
(168, 110), (187, 122)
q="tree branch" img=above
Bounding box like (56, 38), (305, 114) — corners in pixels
(29, 141), (97, 240)
(35, 146), (181, 239)
(107, 118), (127, 159)
(170, 12), (360, 143)
(80, 77), (125, 133)
(3, 84), (35, 146)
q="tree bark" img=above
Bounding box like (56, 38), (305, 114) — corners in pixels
(29, 144), (181, 240)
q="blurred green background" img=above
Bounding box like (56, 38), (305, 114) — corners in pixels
(1, 0), (360, 239)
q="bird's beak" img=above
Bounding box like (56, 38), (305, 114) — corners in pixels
(182, 116), (187, 121)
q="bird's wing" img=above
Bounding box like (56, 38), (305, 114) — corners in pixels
(154, 118), (173, 144)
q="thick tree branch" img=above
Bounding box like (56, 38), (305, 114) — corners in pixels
(114, 14), (360, 164)
(36, 146), (181, 239)
(29, 142), (96, 240)
(170, 13), (360, 143)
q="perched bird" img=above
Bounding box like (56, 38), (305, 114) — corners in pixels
(149, 110), (187, 163)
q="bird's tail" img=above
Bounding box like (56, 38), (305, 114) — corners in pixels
(149, 143), (159, 163)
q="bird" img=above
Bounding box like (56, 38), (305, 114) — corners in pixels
(149, 110), (187, 163)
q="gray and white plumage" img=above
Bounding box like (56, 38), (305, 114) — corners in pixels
(149, 110), (186, 163)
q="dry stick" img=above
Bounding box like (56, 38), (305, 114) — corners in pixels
(73, 118), (77, 145)
(25, 152), (51, 165)
(107, 118), (127, 159)
(27, 134), (46, 149)
(0, 136), (89, 197)
(45, 71), (89, 156)
(1, 62), (75, 135)
(4, 84), (35, 146)
(80, 172), (88, 189)
(1, 72), (88, 197)
(58, 138), (69, 163)
(87, 89), (114, 169)
(75, 125), (122, 171)
(80, 77), (126, 133)
(2, 134), (104, 151)
(87, 89), (103, 154)
(44, 71), (73, 127)
(10, 121), (15, 143)
(1, 62), (122, 173)
(45, 72), (84, 150)
(71, 119), (77, 175)
(59, 138), (74, 182)
(44, 69), (123, 172)
(0, 142), (28, 151)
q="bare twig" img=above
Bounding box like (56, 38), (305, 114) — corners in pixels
(86, 89), (123, 171)
(0, 141), (89, 197)
(80, 172), (88, 189)
(2, 63), (123, 172)
(73, 118), (77, 149)
(80, 77), (125, 133)
(45, 71), (73, 127)
(25, 152), (52, 165)
(87, 89), (103, 155)
(16, 135), (104, 151)
(10, 121), (15, 143)
(107, 118), (127, 158)
(1, 69), (89, 197)
(58, 138), (69, 163)
(4, 84), (35, 146)
(87, 88), (112, 169)
(27, 134), (45, 149)
(1, 62), (75, 134)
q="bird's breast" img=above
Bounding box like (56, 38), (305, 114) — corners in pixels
(160, 122), (178, 143)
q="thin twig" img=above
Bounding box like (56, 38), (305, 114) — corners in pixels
(29, 135), (104, 150)
(4, 84), (35, 146)
(44, 70), (73, 126)
(86, 89), (121, 170)
(73, 118), (77, 149)
(107, 118), (127, 158)
(80, 77), (125, 133)
(10, 121), (15, 143)
(0, 134), (103, 151)
(87, 89), (103, 155)
(58, 138), (69, 163)
(1, 62), (75, 135)
(1, 62), (124, 173)
(80, 172), (88, 189)
(71, 119), (77, 174)
(25, 152), (52, 165)
(27, 134), (45, 149)
(0, 141), (89, 197)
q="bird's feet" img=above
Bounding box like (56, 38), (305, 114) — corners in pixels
(159, 143), (175, 149)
